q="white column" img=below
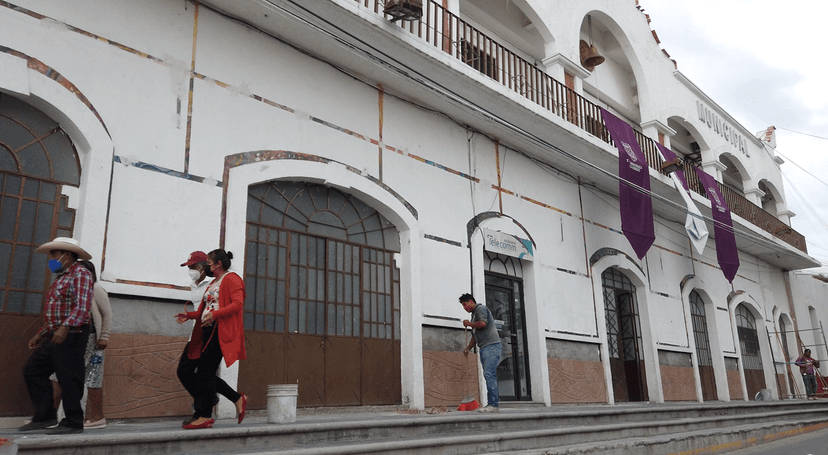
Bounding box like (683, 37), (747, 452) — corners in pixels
(443, 0), (459, 15)
(541, 54), (590, 95)
(701, 160), (727, 182)
(640, 120), (676, 149)
(744, 188), (765, 207)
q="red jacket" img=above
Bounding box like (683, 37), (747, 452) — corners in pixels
(186, 272), (246, 366)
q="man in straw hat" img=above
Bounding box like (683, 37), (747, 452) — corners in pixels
(19, 237), (94, 434)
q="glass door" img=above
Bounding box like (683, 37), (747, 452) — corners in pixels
(485, 273), (531, 401)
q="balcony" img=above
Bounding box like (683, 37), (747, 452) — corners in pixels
(358, 0), (806, 254)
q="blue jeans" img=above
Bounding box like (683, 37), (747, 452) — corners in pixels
(480, 343), (502, 407)
(804, 373), (817, 397)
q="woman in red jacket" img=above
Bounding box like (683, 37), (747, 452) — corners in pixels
(175, 249), (247, 429)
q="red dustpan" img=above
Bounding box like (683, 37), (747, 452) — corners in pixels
(457, 328), (480, 411)
(457, 395), (480, 411)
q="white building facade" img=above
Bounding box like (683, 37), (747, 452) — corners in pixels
(1, 0), (826, 418)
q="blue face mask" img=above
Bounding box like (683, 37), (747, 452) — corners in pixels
(48, 254), (66, 273)
(48, 259), (63, 273)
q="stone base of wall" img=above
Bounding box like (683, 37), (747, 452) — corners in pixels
(727, 370), (743, 400)
(548, 358), (607, 404)
(660, 365), (697, 401)
(103, 334), (191, 419)
(422, 350), (479, 408)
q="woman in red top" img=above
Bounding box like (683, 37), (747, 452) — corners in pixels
(175, 249), (247, 429)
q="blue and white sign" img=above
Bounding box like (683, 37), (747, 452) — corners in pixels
(483, 228), (534, 261)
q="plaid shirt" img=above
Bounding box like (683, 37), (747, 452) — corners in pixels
(40, 262), (93, 335)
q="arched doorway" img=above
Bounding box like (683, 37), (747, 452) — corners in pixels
(239, 181), (402, 408)
(735, 304), (766, 399)
(758, 180), (781, 216)
(602, 267), (647, 402)
(0, 93), (80, 416)
(484, 251), (532, 402)
(720, 154), (747, 196)
(689, 290), (717, 401)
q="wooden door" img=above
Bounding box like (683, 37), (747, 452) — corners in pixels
(736, 304), (766, 399)
(240, 187), (401, 409)
(0, 172), (78, 416)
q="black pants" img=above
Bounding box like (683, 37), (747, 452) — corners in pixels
(178, 325), (241, 418)
(803, 373), (818, 397)
(23, 327), (89, 429)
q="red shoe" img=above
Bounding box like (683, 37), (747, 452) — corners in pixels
(237, 394), (248, 424)
(182, 419), (213, 430)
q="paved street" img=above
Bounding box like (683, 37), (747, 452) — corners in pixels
(724, 427), (828, 455)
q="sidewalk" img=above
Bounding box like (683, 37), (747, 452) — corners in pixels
(1, 401), (825, 455)
(0, 402), (625, 448)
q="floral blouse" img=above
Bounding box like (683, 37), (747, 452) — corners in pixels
(201, 273), (226, 326)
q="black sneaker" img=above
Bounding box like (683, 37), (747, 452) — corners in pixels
(18, 419), (58, 432)
(46, 425), (83, 435)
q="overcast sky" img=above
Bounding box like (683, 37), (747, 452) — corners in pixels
(640, 0), (828, 269)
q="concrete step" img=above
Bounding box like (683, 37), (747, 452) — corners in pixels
(5, 401), (828, 455)
(194, 413), (828, 455)
(481, 417), (828, 455)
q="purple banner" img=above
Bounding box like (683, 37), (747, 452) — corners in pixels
(695, 167), (740, 282)
(655, 143), (689, 193)
(600, 108), (654, 259)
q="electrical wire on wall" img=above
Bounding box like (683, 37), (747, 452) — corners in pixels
(467, 130), (478, 219)
(467, 129), (478, 292)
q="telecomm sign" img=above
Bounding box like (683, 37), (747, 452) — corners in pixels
(482, 228), (534, 261)
(696, 101), (749, 157)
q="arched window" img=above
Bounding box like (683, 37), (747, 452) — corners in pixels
(602, 267), (647, 402)
(245, 181), (400, 334)
(485, 250), (523, 277)
(736, 305), (760, 368)
(690, 291), (712, 366)
(778, 317), (791, 361)
(690, 290), (717, 400)
(0, 93), (79, 314)
(720, 155), (745, 195)
(247, 181), (399, 250)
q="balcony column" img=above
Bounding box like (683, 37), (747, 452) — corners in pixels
(441, 0), (459, 15)
(743, 187), (765, 207)
(640, 119), (676, 149)
(541, 54), (590, 95)
(701, 159), (727, 182)
(777, 209), (795, 225)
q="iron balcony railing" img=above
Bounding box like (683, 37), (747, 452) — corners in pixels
(356, 0), (806, 253)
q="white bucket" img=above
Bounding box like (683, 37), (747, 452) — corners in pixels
(267, 384), (299, 423)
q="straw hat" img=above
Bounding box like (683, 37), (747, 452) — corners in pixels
(35, 237), (92, 260)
